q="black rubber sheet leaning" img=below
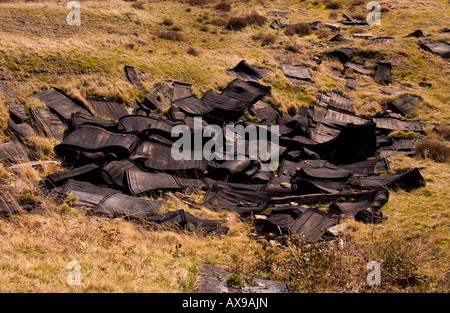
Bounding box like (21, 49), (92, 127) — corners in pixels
(344, 61), (372, 75)
(406, 30), (424, 38)
(125, 169), (185, 195)
(0, 141), (30, 163)
(255, 206), (339, 242)
(346, 77), (357, 89)
(328, 48), (354, 64)
(341, 14), (367, 25)
(270, 19), (286, 29)
(7, 102), (28, 123)
(29, 108), (66, 141)
(374, 62), (392, 85)
(419, 41), (450, 58)
(60, 179), (163, 219)
(146, 210), (228, 235)
(172, 81), (192, 101)
(249, 101), (281, 125)
(34, 88), (90, 123)
(91, 192), (163, 220)
(0, 201), (27, 217)
(347, 168), (425, 191)
(389, 95), (422, 116)
(202, 182), (270, 216)
(330, 34), (350, 42)
(329, 188), (389, 223)
(130, 139), (209, 176)
(124, 65), (141, 87)
(55, 124), (140, 162)
(45, 163), (100, 187)
(372, 116), (423, 133)
(317, 92), (353, 112)
(228, 60), (270, 81)
(143, 82), (173, 110)
(173, 96), (212, 116)
(88, 98), (129, 121)
(7, 118), (38, 139)
(71, 112), (116, 130)
(220, 79), (270, 107)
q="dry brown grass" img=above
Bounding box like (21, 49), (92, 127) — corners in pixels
(252, 33), (277, 46)
(215, 1), (231, 12)
(226, 16), (248, 31)
(416, 139), (450, 163)
(157, 30), (184, 41)
(285, 23), (312, 37)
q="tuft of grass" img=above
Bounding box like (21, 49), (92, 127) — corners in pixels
(285, 23), (312, 37)
(226, 273), (243, 288)
(389, 131), (418, 139)
(157, 31), (184, 41)
(416, 139), (450, 163)
(188, 0), (208, 6)
(226, 16), (248, 31)
(215, 1), (231, 12)
(162, 17), (174, 26)
(251, 33), (277, 46)
(131, 1), (145, 10)
(324, 0), (341, 10)
(245, 11), (267, 27)
(170, 25), (183, 32)
(187, 47), (200, 56)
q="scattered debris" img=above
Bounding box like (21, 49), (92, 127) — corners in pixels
(194, 263), (289, 293)
(419, 41), (450, 58)
(124, 65), (142, 87)
(389, 94), (422, 116)
(228, 60), (270, 81)
(281, 64), (312, 81)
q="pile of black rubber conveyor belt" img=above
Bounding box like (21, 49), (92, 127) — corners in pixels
(4, 66), (423, 241)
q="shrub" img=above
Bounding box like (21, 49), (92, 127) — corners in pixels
(157, 31), (184, 41)
(131, 1), (145, 10)
(162, 17), (174, 26)
(246, 10), (267, 26)
(251, 33), (277, 46)
(188, 0), (208, 6)
(324, 0), (341, 10)
(187, 47), (200, 56)
(416, 139), (450, 163)
(170, 25), (183, 32)
(215, 1), (232, 12)
(316, 29), (332, 38)
(209, 17), (228, 27)
(285, 23), (312, 37)
(432, 125), (450, 141)
(226, 16), (248, 30)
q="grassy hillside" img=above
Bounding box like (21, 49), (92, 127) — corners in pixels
(0, 0), (448, 292)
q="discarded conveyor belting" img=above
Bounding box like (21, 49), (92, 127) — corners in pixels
(4, 63), (427, 242)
